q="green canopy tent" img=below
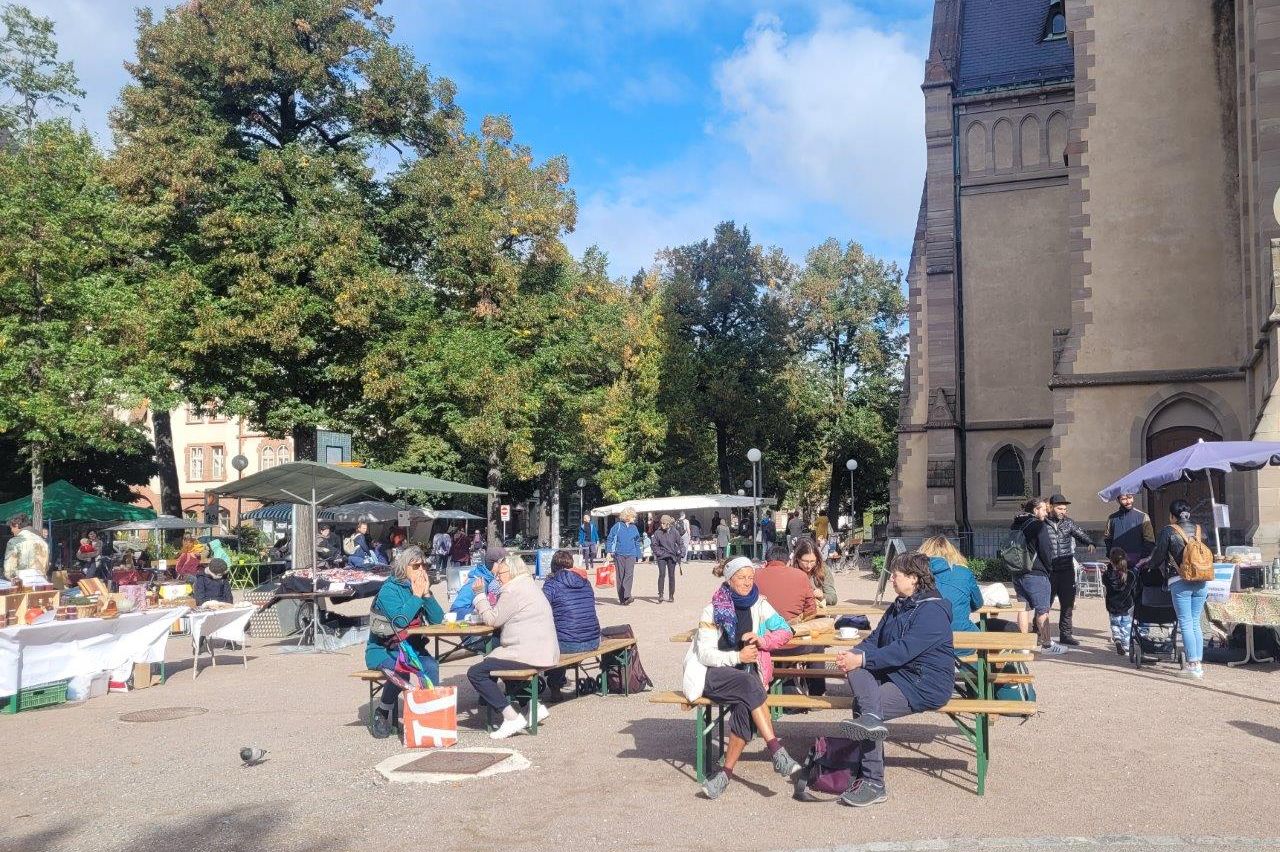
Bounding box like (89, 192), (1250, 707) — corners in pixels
(0, 480), (156, 569)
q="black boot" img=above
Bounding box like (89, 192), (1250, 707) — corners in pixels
(1059, 608), (1080, 646)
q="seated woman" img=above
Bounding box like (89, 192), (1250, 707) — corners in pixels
(683, 556), (803, 800)
(174, 536), (202, 578)
(193, 558), (233, 606)
(793, 538), (836, 608)
(467, 555), (561, 740)
(364, 546), (445, 739)
(920, 535), (1031, 636)
(833, 552), (955, 807)
(346, 522), (387, 568)
(541, 549), (601, 700)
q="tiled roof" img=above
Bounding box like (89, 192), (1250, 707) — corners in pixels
(957, 0), (1074, 92)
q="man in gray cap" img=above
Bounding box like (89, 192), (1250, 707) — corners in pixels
(1044, 494), (1095, 646)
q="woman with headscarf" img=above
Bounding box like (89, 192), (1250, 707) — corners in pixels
(682, 556), (802, 799)
(1146, 499), (1210, 679)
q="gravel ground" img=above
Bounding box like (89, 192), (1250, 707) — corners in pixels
(3, 563), (1278, 852)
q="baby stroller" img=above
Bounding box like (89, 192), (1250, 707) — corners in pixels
(1128, 560), (1185, 669)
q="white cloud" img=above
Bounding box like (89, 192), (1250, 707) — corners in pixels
(570, 6), (927, 276)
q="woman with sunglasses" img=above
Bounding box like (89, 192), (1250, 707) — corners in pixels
(365, 545), (445, 739)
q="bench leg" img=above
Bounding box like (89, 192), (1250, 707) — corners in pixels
(367, 681), (377, 734)
(529, 677), (541, 735)
(694, 706), (707, 784)
(975, 712), (989, 796)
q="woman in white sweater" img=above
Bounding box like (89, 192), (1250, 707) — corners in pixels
(467, 555), (561, 739)
(682, 556), (802, 799)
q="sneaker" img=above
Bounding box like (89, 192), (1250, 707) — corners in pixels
(771, 746), (801, 779)
(527, 703), (550, 727)
(701, 770), (730, 800)
(1190, 666), (1205, 679)
(371, 710), (392, 740)
(1039, 642), (1066, 656)
(1113, 640), (1126, 655)
(489, 716), (527, 740)
(1059, 635), (1081, 646)
(838, 779), (887, 807)
(839, 713), (889, 743)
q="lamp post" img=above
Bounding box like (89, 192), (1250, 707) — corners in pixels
(231, 454), (249, 552)
(748, 448), (762, 560)
(576, 477), (587, 542)
(846, 458), (858, 538)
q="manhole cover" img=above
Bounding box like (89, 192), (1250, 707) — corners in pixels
(397, 751), (508, 775)
(118, 707), (208, 723)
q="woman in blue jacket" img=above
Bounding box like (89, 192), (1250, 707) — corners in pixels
(832, 552), (954, 808)
(364, 546), (445, 739)
(542, 549), (601, 697)
(605, 507), (643, 606)
(920, 536), (982, 641)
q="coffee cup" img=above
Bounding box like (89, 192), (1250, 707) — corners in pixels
(444, 612), (457, 623)
(837, 627), (859, 640)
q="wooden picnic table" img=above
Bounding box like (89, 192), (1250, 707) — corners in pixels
(405, 622), (497, 663)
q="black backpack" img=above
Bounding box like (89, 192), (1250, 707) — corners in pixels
(602, 624), (652, 694)
(997, 524), (1036, 576)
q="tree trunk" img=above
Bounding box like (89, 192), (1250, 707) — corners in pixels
(714, 420), (730, 493)
(30, 444), (43, 532)
(152, 409), (183, 517)
(546, 459), (561, 548)
(486, 449), (501, 545)
(826, 453), (842, 531)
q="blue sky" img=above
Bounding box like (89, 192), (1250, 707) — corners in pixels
(25, 0), (932, 276)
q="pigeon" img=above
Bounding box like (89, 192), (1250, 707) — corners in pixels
(239, 746), (268, 767)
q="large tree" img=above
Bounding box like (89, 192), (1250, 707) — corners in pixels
(0, 3), (82, 137)
(107, 0), (460, 504)
(784, 238), (906, 526)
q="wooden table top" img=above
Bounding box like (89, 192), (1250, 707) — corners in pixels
(671, 627), (1036, 652)
(406, 622), (497, 637)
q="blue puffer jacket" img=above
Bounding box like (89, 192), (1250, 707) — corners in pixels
(449, 564), (497, 618)
(542, 569), (601, 646)
(929, 556), (982, 638)
(859, 589), (955, 712)
(606, 521), (643, 558)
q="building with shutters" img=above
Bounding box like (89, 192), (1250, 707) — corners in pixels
(890, 0), (1280, 554)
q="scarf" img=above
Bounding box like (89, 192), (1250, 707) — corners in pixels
(712, 582), (759, 643)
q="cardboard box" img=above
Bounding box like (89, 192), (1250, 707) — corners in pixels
(131, 662), (159, 690)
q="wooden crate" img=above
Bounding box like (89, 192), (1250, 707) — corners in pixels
(0, 588), (60, 625)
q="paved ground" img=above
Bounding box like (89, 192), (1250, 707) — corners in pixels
(4, 562), (1278, 852)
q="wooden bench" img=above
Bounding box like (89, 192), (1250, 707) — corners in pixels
(485, 636), (638, 734)
(649, 690), (1035, 795)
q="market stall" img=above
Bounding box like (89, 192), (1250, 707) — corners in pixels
(0, 480), (156, 569)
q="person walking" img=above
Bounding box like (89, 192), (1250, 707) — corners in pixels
(1147, 499), (1211, 679)
(650, 515), (684, 603)
(760, 511), (777, 548)
(1043, 494), (1095, 646)
(786, 513), (805, 551)
(576, 514), (599, 573)
(605, 507), (643, 605)
(715, 516), (731, 561)
(4, 513), (48, 582)
(1104, 491), (1155, 564)
(431, 526), (453, 580)
(1012, 498), (1065, 656)
(677, 512), (692, 563)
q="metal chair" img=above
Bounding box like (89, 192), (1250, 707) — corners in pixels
(1077, 561), (1105, 597)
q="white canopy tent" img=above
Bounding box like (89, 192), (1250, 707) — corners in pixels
(590, 494), (774, 518)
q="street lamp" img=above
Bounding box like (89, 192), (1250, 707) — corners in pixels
(231, 454), (249, 552)
(576, 478), (587, 539)
(846, 458), (858, 538)
(747, 448), (762, 560)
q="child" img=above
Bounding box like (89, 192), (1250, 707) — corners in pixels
(1101, 547), (1139, 655)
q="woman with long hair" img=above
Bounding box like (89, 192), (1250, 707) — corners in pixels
(792, 538), (835, 606)
(1146, 499), (1210, 679)
(682, 556), (802, 799)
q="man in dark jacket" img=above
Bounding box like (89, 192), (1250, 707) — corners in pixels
(1044, 494), (1095, 646)
(1013, 500), (1065, 656)
(649, 515), (684, 603)
(1104, 492), (1155, 563)
(542, 549), (600, 698)
(831, 553), (954, 807)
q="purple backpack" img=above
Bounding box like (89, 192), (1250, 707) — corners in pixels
(794, 737), (861, 799)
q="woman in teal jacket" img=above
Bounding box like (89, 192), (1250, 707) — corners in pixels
(365, 546), (445, 739)
(919, 536), (981, 640)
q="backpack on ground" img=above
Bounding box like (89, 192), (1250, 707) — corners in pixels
(793, 736), (861, 800)
(601, 624), (652, 694)
(342, 534), (358, 556)
(996, 526), (1035, 576)
(1169, 524), (1214, 582)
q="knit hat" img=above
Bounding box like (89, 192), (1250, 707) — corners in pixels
(723, 556), (754, 581)
(207, 558), (228, 577)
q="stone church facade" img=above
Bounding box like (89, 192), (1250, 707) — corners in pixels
(890, 0), (1280, 553)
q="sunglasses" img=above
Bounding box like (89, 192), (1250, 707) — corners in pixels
(408, 560), (425, 569)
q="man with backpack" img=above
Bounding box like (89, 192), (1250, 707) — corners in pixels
(1043, 494), (1095, 646)
(1000, 498), (1065, 656)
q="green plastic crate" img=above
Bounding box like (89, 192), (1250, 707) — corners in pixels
(0, 679), (70, 714)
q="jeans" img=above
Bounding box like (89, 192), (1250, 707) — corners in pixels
(615, 555), (636, 602)
(580, 544), (596, 572)
(546, 639), (601, 690)
(846, 668), (913, 786)
(656, 558), (677, 599)
(468, 655), (540, 713)
(377, 650), (441, 707)
(1108, 612), (1132, 646)
(1170, 579), (1209, 663)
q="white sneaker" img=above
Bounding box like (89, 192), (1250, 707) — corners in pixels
(1190, 667), (1204, 679)
(489, 716), (526, 740)
(528, 703), (550, 727)
(1039, 642), (1066, 656)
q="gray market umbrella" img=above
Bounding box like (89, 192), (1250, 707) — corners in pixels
(1097, 439), (1280, 554)
(322, 501), (430, 524)
(102, 516), (212, 532)
(429, 509), (485, 521)
(213, 461), (488, 506)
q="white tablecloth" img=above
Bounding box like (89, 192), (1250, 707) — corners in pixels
(188, 605), (256, 653)
(0, 607), (190, 696)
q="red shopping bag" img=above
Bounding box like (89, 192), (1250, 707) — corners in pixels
(595, 562), (616, 587)
(403, 683), (458, 749)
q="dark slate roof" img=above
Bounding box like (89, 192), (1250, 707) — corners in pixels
(956, 0), (1074, 92)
